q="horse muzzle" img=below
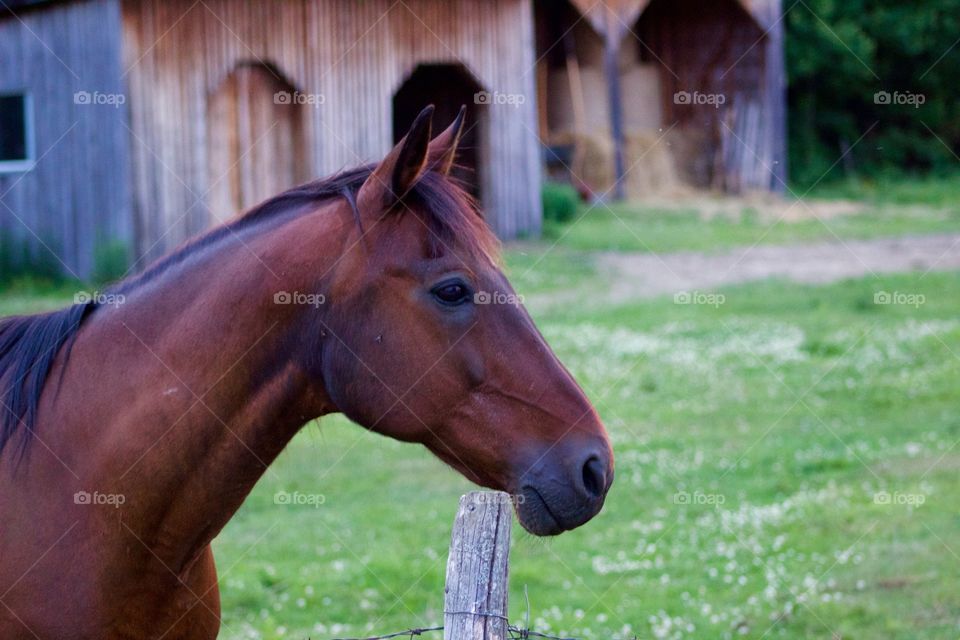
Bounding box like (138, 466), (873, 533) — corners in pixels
(513, 440), (614, 536)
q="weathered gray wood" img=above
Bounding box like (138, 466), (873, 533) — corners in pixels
(2, 0), (544, 279)
(0, 0), (132, 279)
(444, 491), (512, 640)
(602, 16), (626, 202)
(762, 0), (788, 191)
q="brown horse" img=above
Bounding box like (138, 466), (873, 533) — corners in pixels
(0, 106), (613, 639)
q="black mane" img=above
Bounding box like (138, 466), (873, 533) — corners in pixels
(0, 302), (95, 459)
(0, 164), (496, 460)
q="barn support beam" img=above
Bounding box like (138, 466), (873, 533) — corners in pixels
(765, 0), (788, 191)
(600, 8), (630, 201)
(603, 34), (627, 201)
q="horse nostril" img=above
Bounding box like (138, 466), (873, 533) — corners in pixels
(581, 456), (606, 499)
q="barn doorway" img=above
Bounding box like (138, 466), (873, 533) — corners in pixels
(392, 64), (486, 202)
(635, 0), (766, 189)
(207, 63), (309, 220)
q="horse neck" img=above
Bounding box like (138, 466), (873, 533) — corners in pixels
(64, 202), (347, 569)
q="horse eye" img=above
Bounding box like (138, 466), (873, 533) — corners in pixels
(432, 281), (471, 306)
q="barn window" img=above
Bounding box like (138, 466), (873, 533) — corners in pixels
(0, 93), (34, 173)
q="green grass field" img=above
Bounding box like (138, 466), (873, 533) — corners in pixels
(540, 175), (960, 255)
(2, 182), (959, 639)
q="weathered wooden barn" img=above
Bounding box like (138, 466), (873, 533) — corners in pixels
(0, 0), (787, 278)
(535, 0), (786, 198)
(0, 0), (541, 277)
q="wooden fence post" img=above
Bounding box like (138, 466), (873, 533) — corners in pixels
(443, 491), (512, 640)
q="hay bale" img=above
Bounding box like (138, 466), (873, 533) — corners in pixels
(549, 127), (697, 199)
(623, 129), (681, 198)
(664, 126), (715, 188)
(549, 129), (615, 196)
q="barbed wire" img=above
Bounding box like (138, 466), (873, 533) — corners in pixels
(327, 591), (636, 640)
(507, 625), (581, 640)
(329, 626), (442, 639)
(329, 623), (584, 640)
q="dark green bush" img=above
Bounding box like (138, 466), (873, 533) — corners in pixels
(92, 240), (130, 285)
(542, 182), (579, 224)
(787, 0), (960, 187)
(0, 234), (62, 284)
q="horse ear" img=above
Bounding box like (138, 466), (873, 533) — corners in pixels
(427, 105), (466, 175)
(357, 105), (433, 214)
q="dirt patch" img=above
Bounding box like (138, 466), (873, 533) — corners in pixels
(600, 233), (960, 302)
(631, 193), (867, 222)
(528, 233), (960, 311)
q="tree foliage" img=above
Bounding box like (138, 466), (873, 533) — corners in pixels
(786, 0), (960, 186)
